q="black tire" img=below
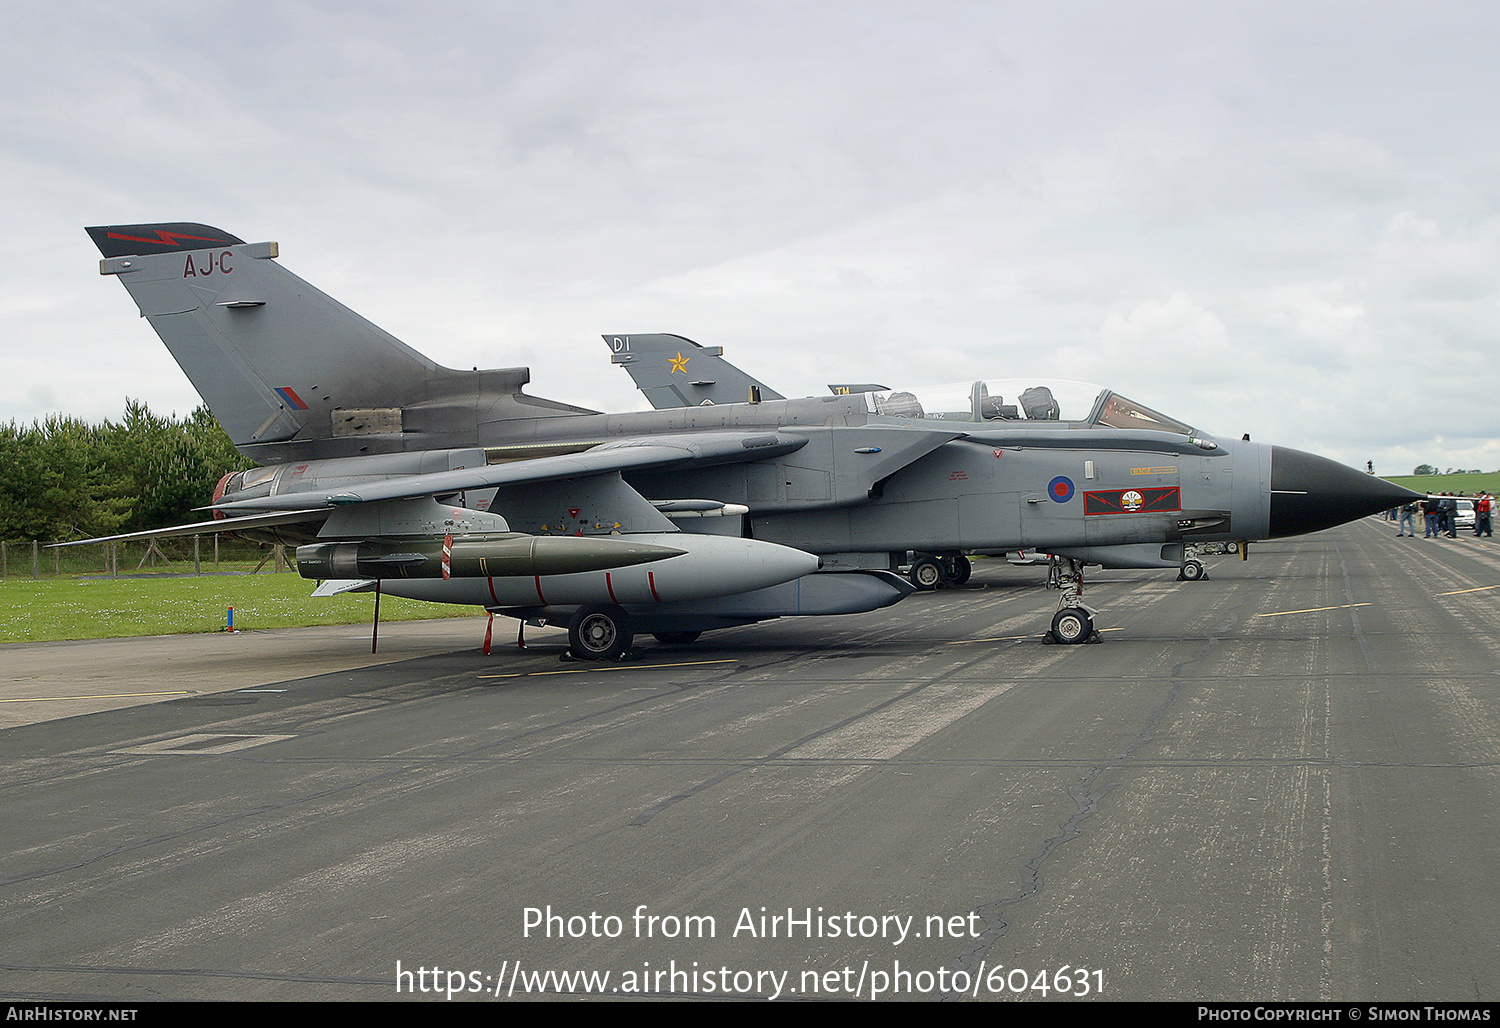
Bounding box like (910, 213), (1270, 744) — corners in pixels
(652, 631), (702, 645)
(1050, 607), (1093, 644)
(909, 556), (944, 591)
(1181, 559), (1205, 581)
(568, 605), (633, 660)
(942, 554), (972, 585)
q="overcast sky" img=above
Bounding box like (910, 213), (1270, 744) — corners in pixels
(3, 1), (1498, 475)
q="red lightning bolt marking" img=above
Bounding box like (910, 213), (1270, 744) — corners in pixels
(106, 229), (229, 247)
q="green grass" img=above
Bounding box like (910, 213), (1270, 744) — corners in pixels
(1383, 472), (1500, 495)
(0, 573), (470, 643)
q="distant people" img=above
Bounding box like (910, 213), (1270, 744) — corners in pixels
(1477, 492), (1493, 537)
(1443, 493), (1458, 538)
(1398, 500), (1418, 537)
(1423, 495), (1442, 538)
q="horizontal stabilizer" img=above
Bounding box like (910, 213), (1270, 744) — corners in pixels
(48, 508), (331, 548)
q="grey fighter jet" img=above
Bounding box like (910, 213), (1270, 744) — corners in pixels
(77, 223), (1415, 652)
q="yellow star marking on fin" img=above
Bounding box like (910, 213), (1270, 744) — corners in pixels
(668, 351), (690, 373)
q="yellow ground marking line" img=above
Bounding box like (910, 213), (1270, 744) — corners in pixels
(949, 628), (1125, 644)
(1255, 603), (1372, 617)
(0, 690), (193, 703)
(1438, 584), (1500, 596)
(478, 658), (739, 679)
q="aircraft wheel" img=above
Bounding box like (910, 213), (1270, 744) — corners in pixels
(1224, 541), (1239, 554)
(653, 631), (702, 645)
(1181, 559), (1205, 581)
(1050, 607), (1093, 644)
(569, 605), (633, 660)
(942, 555), (972, 585)
(909, 556), (944, 591)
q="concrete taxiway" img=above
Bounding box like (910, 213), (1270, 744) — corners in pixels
(2, 519), (1498, 1002)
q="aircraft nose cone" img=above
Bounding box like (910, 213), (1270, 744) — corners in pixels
(1268, 446), (1422, 538)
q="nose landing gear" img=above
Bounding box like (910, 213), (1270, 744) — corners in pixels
(1046, 556), (1101, 644)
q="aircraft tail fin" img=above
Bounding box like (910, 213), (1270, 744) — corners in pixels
(606, 333), (784, 408)
(88, 223), (592, 463)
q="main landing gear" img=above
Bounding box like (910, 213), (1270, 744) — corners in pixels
(566, 604), (634, 661)
(908, 552), (972, 590)
(1045, 556), (1101, 644)
(527, 607), (704, 661)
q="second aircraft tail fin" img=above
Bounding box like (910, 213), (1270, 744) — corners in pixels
(606, 333), (784, 408)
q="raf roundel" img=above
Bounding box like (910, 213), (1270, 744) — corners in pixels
(1048, 476), (1075, 502)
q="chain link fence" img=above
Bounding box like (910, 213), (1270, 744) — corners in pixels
(0, 537), (294, 578)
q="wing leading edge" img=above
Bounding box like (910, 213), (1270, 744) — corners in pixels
(210, 432), (810, 513)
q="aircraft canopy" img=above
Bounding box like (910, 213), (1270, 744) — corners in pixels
(861, 379), (1196, 435)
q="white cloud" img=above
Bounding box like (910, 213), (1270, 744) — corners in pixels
(1099, 292), (1232, 360)
(6, 1), (1500, 471)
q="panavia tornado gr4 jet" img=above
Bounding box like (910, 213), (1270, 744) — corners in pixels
(77, 223), (1416, 653)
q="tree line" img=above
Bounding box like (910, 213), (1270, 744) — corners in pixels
(0, 401), (252, 541)
(1411, 465), (1486, 476)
